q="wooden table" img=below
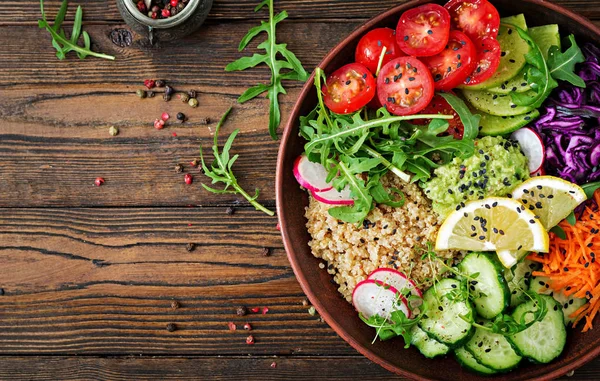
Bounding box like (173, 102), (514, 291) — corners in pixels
(1, 0), (600, 379)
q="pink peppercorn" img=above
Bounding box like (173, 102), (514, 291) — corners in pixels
(144, 79), (156, 89)
(170, 0), (179, 6)
(154, 119), (165, 130)
(150, 11), (158, 19)
(94, 177), (105, 186)
(161, 9), (171, 17)
(227, 322), (236, 331)
(136, 1), (147, 13)
(246, 335), (255, 345)
(184, 173), (193, 185)
(243, 323), (252, 331)
(161, 112), (170, 121)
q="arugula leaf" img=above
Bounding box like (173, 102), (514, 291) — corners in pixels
(548, 35), (586, 88)
(582, 181), (600, 199)
(438, 92), (480, 140)
(38, 0), (115, 61)
(225, 0), (308, 140)
(200, 106), (274, 216)
(566, 211), (577, 226)
(550, 225), (567, 240)
(509, 25), (557, 109)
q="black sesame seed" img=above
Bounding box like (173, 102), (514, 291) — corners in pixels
(404, 36), (408, 41)
(501, 51), (506, 57)
(509, 59), (516, 63)
(408, 77), (415, 81)
(405, 88), (409, 95)
(427, 30), (433, 35)
(479, 235), (485, 240)
(345, 80), (351, 85)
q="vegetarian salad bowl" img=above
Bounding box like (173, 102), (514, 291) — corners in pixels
(276, 0), (600, 379)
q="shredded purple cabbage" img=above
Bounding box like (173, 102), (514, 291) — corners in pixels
(532, 43), (600, 184)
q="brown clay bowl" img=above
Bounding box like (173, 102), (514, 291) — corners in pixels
(276, 1), (600, 379)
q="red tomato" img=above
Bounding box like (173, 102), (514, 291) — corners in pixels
(396, 4), (451, 57)
(421, 30), (477, 91)
(355, 28), (404, 74)
(377, 57), (434, 116)
(444, 0), (500, 43)
(413, 93), (464, 139)
(463, 37), (501, 85)
(322, 63), (376, 114)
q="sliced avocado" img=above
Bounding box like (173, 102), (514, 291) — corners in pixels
(488, 24), (561, 95)
(462, 89), (535, 116)
(458, 14), (530, 90)
(479, 109), (540, 136)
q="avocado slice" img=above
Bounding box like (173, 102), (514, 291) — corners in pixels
(478, 109), (540, 136)
(462, 89), (535, 116)
(458, 14), (530, 90)
(488, 24), (561, 95)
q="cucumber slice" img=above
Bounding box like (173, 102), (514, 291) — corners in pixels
(462, 89), (535, 116)
(488, 24), (561, 95)
(410, 324), (449, 359)
(458, 14), (529, 90)
(419, 278), (474, 347)
(458, 252), (509, 319)
(465, 325), (522, 371)
(504, 258), (536, 307)
(530, 276), (587, 325)
(508, 294), (567, 363)
(455, 347), (497, 375)
(479, 109), (540, 136)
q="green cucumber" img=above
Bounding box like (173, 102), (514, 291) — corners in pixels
(465, 325), (522, 371)
(504, 258), (536, 307)
(458, 14), (529, 90)
(410, 325), (449, 359)
(455, 347), (497, 375)
(478, 109), (540, 136)
(419, 278), (474, 347)
(530, 276), (587, 325)
(488, 24), (561, 95)
(508, 294), (567, 363)
(458, 252), (510, 319)
(462, 89), (535, 116)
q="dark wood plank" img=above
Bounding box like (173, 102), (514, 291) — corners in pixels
(0, 355), (598, 380)
(0, 207), (357, 355)
(4, 0), (600, 24)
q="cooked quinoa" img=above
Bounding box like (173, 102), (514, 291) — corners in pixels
(305, 172), (461, 302)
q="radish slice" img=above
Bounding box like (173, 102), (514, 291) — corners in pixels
(511, 127), (545, 174)
(293, 154), (333, 192)
(531, 166), (546, 177)
(311, 187), (354, 205)
(368, 268), (423, 308)
(352, 279), (411, 320)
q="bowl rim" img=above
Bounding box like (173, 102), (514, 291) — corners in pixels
(276, 0), (600, 379)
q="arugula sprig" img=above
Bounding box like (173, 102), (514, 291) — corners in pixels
(200, 107), (274, 216)
(509, 25), (585, 108)
(300, 68), (477, 223)
(38, 0), (115, 61)
(225, 0), (308, 140)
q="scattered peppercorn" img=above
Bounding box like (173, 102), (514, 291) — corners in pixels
(0, 288), (4, 296)
(163, 93), (171, 102)
(154, 119), (165, 130)
(170, 300), (180, 309)
(147, 91), (155, 98)
(164, 85), (174, 96)
(246, 335), (255, 345)
(136, 89), (147, 99)
(270, 362), (277, 369)
(243, 323), (252, 330)
(226, 206), (235, 215)
(227, 322), (237, 331)
(188, 98), (199, 108)
(166, 323), (177, 332)
(161, 112), (170, 121)
(179, 93), (190, 103)
(186, 242), (195, 252)
(94, 177), (105, 186)
(236, 306), (248, 316)
(190, 158), (200, 167)
(198, 117), (210, 125)
(155, 79), (166, 87)
(251, 307), (260, 313)
(144, 79), (156, 89)
(262, 247), (271, 257)
(176, 112), (186, 122)
(301, 299), (309, 307)
(262, 307), (269, 314)
(308, 306), (316, 316)
(184, 173), (193, 184)
(108, 126), (119, 136)
(188, 89), (197, 98)
(175, 164), (184, 173)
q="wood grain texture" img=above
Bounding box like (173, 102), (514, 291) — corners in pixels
(5, 0), (600, 23)
(0, 207), (354, 355)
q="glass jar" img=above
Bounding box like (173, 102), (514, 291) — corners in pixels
(116, 0), (213, 44)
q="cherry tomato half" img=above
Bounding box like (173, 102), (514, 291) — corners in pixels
(444, 0), (500, 43)
(463, 37), (501, 85)
(413, 93), (465, 139)
(396, 3), (451, 57)
(377, 56), (434, 116)
(355, 28), (404, 75)
(421, 30), (477, 91)
(322, 63), (376, 114)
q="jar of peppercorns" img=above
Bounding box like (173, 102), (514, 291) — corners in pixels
(116, 0), (213, 43)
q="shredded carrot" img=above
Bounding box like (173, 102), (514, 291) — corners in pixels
(527, 189), (600, 332)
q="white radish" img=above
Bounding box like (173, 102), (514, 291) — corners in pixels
(368, 268), (422, 309)
(511, 127), (545, 174)
(311, 187), (354, 206)
(293, 154), (333, 192)
(352, 279), (411, 320)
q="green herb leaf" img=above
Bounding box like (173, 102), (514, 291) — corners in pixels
(550, 225), (567, 240)
(548, 35), (586, 88)
(225, 0), (308, 140)
(438, 92), (480, 140)
(582, 181), (600, 199)
(566, 211), (577, 226)
(38, 0), (115, 61)
(200, 107), (274, 216)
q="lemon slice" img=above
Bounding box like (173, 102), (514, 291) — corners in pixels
(496, 176), (586, 268)
(435, 197), (549, 252)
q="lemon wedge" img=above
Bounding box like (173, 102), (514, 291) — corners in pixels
(435, 197), (549, 252)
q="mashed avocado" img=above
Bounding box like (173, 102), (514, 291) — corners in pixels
(422, 136), (529, 218)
